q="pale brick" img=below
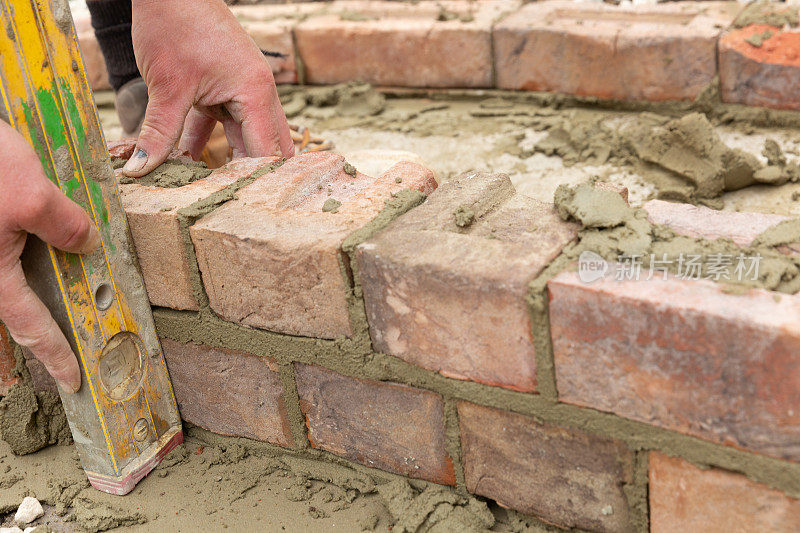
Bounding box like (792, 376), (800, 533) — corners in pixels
(295, 0), (518, 87)
(644, 199), (788, 247)
(459, 402), (636, 532)
(295, 363), (455, 485)
(190, 152), (436, 339)
(77, 30), (111, 92)
(650, 452), (800, 532)
(356, 173), (578, 392)
(118, 153), (278, 310)
(549, 272), (800, 462)
(161, 339), (292, 445)
(494, 1), (740, 101)
(720, 25), (800, 111)
(0, 324), (18, 396)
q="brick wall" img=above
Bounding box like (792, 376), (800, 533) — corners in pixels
(85, 144), (800, 532)
(75, 1), (800, 111)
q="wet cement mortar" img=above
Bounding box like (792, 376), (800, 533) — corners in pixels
(6, 78), (800, 530)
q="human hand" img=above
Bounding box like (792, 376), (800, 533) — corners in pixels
(0, 121), (101, 393)
(124, 0), (293, 177)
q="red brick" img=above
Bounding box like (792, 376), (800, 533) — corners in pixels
(190, 152), (436, 339)
(118, 154), (278, 310)
(650, 452), (800, 532)
(459, 402), (636, 532)
(356, 173), (577, 392)
(161, 339), (292, 446)
(0, 324), (18, 396)
(549, 272), (800, 461)
(720, 25), (800, 111)
(644, 199), (788, 247)
(294, 363), (455, 485)
(494, 1), (739, 101)
(294, 0), (516, 88)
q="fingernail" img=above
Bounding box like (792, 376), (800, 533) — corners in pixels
(79, 224), (102, 255)
(123, 148), (148, 174)
(58, 379), (81, 394)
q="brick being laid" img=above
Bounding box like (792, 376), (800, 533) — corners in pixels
(189, 151), (436, 339)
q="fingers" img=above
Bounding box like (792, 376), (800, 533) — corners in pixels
(231, 85), (294, 159)
(222, 118), (247, 160)
(16, 179), (101, 256)
(123, 88), (192, 177)
(178, 108), (217, 160)
(0, 261), (81, 393)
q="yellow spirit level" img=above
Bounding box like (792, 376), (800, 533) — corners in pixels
(0, 0), (182, 495)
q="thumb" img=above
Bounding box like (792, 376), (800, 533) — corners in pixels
(123, 87), (192, 178)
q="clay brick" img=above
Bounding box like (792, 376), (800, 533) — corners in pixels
(232, 3), (317, 85)
(720, 25), (800, 111)
(549, 272), (800, 461)
(459, 402), (636, 532)
(0, 324), (18, 396)
(77, 29), (111, 92)
(644, 199), (787, 247)
(295, 0), (517, 87)
(294, 363), (455, 485)
(190, 152), (436, 339)
(118, 150), (279, 310)
(494, 1), (740, 101)
(650, 452), (800, 532)
(161, 339), (292, 445)
(356, 173), (578, 392)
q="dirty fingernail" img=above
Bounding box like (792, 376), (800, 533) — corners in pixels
(58, 379), (81, 394)
(123, 148), (148, 174)
(79, 225), (102, 255)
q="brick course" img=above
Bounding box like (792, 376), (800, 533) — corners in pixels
(357, 172), (577, 392)
(650, 452), (800, 532)
(494, 1), (739, 101)
(294, 363), (456, 485)
(459, 402), (636, 532)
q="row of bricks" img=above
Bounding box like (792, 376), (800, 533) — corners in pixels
(76, 0), (800, 110)
(106, 141), (800, 468)
(6, 317), (799, 530)
(157, 341), (800, 532)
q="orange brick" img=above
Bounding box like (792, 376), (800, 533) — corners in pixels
(650, 452), (800, 532)
(494, 1), (739, 100)
(0, 324), (18, 396)
(161, 339), (292, 445)
(356, 173), (577, 392)
(549, 272), (800, 461)
(644, 199), (788, 247)
(190, 151), (436, 339)
(295, 363), (455, 485)
(459, 402), (636, 532)
(118, 151), (278, 310)
(720, 25), (800, 111)
(294, 0), (516, 87)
